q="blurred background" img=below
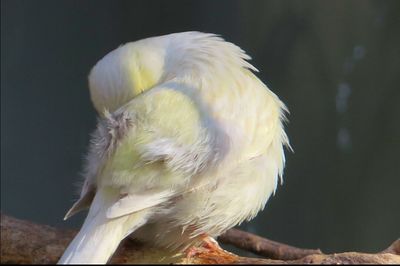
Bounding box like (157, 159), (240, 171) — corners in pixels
(2, 0), (399, 255)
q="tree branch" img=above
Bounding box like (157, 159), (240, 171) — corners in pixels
(1, 214), (399, 264)
(218, 228), (322, 260)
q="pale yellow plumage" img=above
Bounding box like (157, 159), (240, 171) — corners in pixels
(58, 31), (290, 264)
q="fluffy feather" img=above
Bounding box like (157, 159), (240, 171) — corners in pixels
(59, 31), (290, 264)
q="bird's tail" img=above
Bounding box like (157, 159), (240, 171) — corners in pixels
(58, 190), (150, 264)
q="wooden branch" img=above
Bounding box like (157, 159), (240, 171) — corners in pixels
(218, 228), (322, 260)
(1, 214), (399, 264)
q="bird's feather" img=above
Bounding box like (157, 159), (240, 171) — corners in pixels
(63, 189), (95, 221)
(58, 189), (152, 264)
(60, 84), (224, 263)
(106, 190), (174, 219)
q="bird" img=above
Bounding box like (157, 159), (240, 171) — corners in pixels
(58, 31), (290, 264)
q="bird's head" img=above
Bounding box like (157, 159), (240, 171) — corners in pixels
(88, 32), (257, 114)
(88, 38), (166, 114)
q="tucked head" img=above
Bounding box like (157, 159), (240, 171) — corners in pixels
(88, 32), (257, 115)
(88, 37), (166, 114)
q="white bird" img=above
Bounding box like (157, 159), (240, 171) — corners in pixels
(58, 31), (290, 264)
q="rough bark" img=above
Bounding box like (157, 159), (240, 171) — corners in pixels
(1, 214), (399, 264)
(218, 228), (322, 260)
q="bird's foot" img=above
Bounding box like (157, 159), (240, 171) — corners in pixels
(183, 234), (238, 263)
(184, 234), (227, 259)
(201, 235), (222, 251)
(184, 245), (201, 258)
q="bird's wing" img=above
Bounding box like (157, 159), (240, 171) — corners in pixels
(64, 182), (95, 220)
(106, 190), (175, 218)
(59, 83), (224, 263)
(65, 82), (224, 220)
(100, 82), (223, 217)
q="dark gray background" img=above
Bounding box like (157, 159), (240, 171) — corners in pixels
(2, 0), (399, 255)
